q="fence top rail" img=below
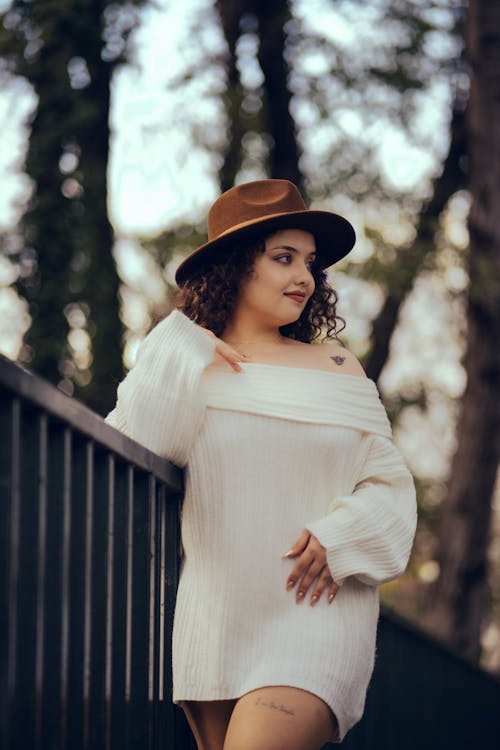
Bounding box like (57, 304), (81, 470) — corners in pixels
(0, 354), (183, 491)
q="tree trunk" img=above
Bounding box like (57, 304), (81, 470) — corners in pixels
(215, 0), (247, 191)
(72, 1), (123, 414)
(429, 0), (500, 661)
(252, 0), (303, 190)
(216, 0), (303, 192)
(18, 26), (78, 384)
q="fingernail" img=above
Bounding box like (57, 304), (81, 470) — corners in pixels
(296, 591), (305, 603)
(286, 579), (295, 590)
(282, 549), (294, 559)
(310, 595), (318, 607)
(328, 593), (335, 603)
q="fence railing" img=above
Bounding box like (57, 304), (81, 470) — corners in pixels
(0, 356), (195, 750)
(1, 355), (500, 750)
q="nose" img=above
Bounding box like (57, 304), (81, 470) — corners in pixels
(294, 260), (314, 286)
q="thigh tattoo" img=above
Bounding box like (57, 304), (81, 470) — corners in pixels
(254, 697), (296, 717)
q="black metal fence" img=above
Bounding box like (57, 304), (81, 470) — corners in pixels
(0, 356), (194, 750)
(1, 355), (500, 750)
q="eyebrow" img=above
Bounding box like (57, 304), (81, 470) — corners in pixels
(269, 244), (317, 258)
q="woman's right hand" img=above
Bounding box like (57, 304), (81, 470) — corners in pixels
(199, 328), (249, 373)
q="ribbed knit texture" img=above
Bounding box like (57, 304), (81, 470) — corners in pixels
(105, 310), (417, 741)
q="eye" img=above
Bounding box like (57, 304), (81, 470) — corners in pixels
(274, 254), (292, 264)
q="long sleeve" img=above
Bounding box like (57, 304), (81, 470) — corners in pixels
(105, 310), (216, 466)
(306, 433), (417, 587)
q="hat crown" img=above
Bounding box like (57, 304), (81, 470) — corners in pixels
(208, 179), (306, 241)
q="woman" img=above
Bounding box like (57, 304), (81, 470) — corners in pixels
(106, 179), (417, 750)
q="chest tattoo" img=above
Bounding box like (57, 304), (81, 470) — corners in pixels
(330, 355), (346, 366)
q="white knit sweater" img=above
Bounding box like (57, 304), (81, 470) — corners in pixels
(106, 310), (417, 741)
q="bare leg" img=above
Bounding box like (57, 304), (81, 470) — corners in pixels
(181, 700), (236, 750)
(223, 686), (338, 750)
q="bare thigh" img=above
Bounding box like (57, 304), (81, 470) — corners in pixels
(223, 686), (338, 750)
(181, 699), (236, 750)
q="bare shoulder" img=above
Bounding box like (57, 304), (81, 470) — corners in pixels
(311, 340), (367, 378)
(257, 337), (368, 377)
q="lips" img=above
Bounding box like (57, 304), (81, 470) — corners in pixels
(284, 291), (306, 303)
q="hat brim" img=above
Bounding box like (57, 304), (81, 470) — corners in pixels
(174, 209), (355, 285)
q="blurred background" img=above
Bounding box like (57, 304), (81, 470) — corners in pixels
(0, 0), (499, 677)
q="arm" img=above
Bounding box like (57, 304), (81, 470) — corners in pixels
(105, 310), (216, 467)
(305, 433), (417, 587)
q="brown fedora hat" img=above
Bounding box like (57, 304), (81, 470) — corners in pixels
(175, 179), (355, 285)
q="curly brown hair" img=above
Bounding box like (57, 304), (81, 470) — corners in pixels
(175, 235), (345, 343)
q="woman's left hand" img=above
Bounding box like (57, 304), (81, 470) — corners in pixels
(283, 530), (339, 606)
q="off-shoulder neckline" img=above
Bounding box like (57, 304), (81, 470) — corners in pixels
(221, 360), (375, 385)
(203, 361), (390, 436)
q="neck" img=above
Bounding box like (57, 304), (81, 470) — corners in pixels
(223, 319), (285, 347)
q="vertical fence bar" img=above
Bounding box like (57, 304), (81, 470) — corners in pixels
(159, 483), (176, 749)
(104, 455), (115, 750)
(66, 438), (92, 750)
(86, 447), (111, 750)
(12, 403), (41, 749)
(108, 460), (130, 750)
(0, 395), (21, 750)
(60, 426), (73, 750)
(156, 486), (167, 750)
(124, 465), (134, 747)
(34, 415), (48, 750)
(148, 482), (159, 749)
(149, 483), (164, 750)
(0, 393), (9, 748)
(82, 441), (95, 749)
(128, 471), (153, 748)
(40, 422), (72, 750)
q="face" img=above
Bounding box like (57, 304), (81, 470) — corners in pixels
(235, 228), (316, 328)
